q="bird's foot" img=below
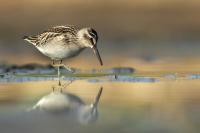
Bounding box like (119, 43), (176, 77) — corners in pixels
(51, 80), (73, 92)
(58, 80), (61, 86)
(52, 64), (73, 72)
(61, 64), (74, 73)
(51, 84), (62, 92)
(51, 61), (74, 73)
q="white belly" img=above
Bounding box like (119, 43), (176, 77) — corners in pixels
(37, 42), (83, 60)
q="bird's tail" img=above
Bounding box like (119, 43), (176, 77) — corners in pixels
(23, 35), (38, 45)
(26, 104), (38, 112)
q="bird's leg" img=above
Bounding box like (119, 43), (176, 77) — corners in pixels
(60, 60), (62, 64)
(51, 60), (62, 86)
(59, 60), (73, 73)
(57, 65), (61, 86)
(59, 63), (73, 73)
(51, 60), (73, 72)
(51, 60), (60, 67)
(52, 60), (55, 65)
(59, 59), (73, 72)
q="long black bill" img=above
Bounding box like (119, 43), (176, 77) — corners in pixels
(92, 46), (103, 66)
(91, 87), (103, 114)
(93, 87), (103, 107)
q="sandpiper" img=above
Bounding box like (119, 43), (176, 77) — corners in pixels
(23, 25), (103, 67)
(23, 25), (103, 85)
(30, 87), (103, 124)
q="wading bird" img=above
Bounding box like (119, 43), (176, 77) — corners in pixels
(30, 87), (103, 124)
(23, 25), (103, 85)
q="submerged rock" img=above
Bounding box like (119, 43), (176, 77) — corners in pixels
(112, 75), (158, 82)
(163, 74), (177, 80)
(0, 63), (77, 74)
(105, 67), (135, 74)
(187, 74), (200, 79)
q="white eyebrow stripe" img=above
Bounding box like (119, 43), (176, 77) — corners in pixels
(89, 32), (96, 38)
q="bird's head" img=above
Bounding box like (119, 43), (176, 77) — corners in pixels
(77, 28), (103, 66)
(78, 87), (103, 124)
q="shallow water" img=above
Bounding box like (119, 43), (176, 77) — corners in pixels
(0, 80), (200, 133)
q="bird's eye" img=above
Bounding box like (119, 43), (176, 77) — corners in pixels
(84, 34), (95, 44)
(90, 38), (94, 45)
(89, 32), (96, 39)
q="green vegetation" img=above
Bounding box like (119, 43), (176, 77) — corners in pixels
(14, 73), (128, 78)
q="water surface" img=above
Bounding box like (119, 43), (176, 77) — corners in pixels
(0, 80), (200, 133)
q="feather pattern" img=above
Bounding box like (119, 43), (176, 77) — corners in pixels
(22, 25), (102, 65)
(23, 25), (80, 46)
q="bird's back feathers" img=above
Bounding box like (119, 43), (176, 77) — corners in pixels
(23, 35), (39, 45)
(23, 25), (80, 46)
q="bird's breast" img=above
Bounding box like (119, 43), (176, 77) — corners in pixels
(36, 41), (84, 60)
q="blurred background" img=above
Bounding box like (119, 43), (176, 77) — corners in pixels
(1, 0), (200, 71)
(1, 1), (200, 132)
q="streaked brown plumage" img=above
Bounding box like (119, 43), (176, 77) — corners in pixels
(23, 25), (103, 65)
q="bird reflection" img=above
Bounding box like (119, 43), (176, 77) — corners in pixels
(29, 87), (103, 124)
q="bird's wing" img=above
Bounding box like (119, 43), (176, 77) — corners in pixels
(38, 32), (62, 46)
(23, 25), (79, 46)
(44, 25), (79, 34)
(23, 32), (61, 46)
